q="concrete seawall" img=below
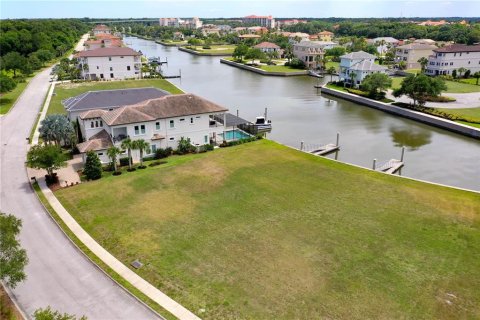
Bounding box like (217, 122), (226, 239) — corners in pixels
(220, 59), (309, 77)
(179, 47), (233, 57)
(321, 86), (480, 140)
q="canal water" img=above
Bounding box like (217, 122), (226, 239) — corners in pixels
(125, 36), (480, 191)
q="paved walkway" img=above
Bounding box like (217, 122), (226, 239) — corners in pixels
(37, 178), (200, 320)
(28, 155), (82, 187)
(386, 90), (480, 109)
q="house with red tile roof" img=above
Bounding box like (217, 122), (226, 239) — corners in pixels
(74, 47), (142, 80)
(93, 24), (112, 35)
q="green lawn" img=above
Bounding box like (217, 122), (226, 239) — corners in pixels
(391, 77), (480, 93)
(0, 80), (30, 114)
(325, 61), (339, 71)
(459, 78), (480, 86)
(55, 140), (480, 320)
(48, 79), (184, 115)
(188, 45), (236, 55)
(258, 65), (306, 73)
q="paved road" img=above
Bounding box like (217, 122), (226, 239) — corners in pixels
(0, 67), (161, 319)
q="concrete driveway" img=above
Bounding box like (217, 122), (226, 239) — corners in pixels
(386, 90), (480, 109)
(0, 67), (162, 319)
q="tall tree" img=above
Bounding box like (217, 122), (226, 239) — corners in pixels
(1, 52), (27, 77)
(393, 74), (447, 107)
(39, 115), (75, 146)
(120, 138), (134, 171)
(0, 212), (28, 288)
(27, 144), (67, 179)
(361, 73), (392, 98)
(133, 139), (150, 168)
(106, 146), (122, 173)
(232, 44), (249, 61)
(417, 57), (429, 73)
(473, 72), (480, 85)
(83, 151), (102, 180)
(327, 66), (337, 82)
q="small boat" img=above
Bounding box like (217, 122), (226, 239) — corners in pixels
(254, 116), (272, 131)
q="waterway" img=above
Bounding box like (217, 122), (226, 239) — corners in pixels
(125, 36), (480, 191)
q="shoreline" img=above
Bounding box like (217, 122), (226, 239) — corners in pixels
(220, 58), (309, 77)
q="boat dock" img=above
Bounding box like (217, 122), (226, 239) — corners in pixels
(301, 133), (340, 156)
(374, 159), (404, 174)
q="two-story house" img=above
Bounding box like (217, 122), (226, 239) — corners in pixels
(395, 43), (438, 69)
(293, 41), (334, 69)
(425, 44), (480, 76)
(63, 87), (170, 122)
(339, 51), (388, 87)
(253, 42), (281, 53)
(76, 94), (229, 164)
(92, 24), (112, 35)
(75, 47), (142, 80)
(317, 31), (334, 42)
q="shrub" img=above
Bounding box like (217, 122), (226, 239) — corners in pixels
(83, 151), (102, 180)
(176, 137), (194, 155)
(205, 144), (214, 151)
(119, 157), (130, 167)
(154, 148), (171, 159)
(0, 74), (17, 93)
(285, 58), (305, 69)
(149, 160), (167, 167)
(113, 171), (122, 176)
(464, 70), (471, 78)
(202, 45), (211, 49)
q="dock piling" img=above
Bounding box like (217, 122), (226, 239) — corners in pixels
(264, 107), (268, 121)
(300, 141), (304, 151)
(400, 147), (405, 162)
(372, 159), (377, 170)
(336, 132), (340, 146)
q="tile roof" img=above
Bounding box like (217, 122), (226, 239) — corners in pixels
(349, 60), (388, 72)
(93, 24), (110, 30)
(318, 31), (334, 35)
(75, 47), (141, 58)
(397, 43), (437, 50)
(434, 44), (480, 53)
(102, 94), (229, 126)
(63, 87), (170, 112)
(254, 42), (280, 49)
(340, 51), (377, 60)
(76, 130), (113, 153)
(79, 109), (108, 120)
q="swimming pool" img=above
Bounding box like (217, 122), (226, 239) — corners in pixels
(220, 130), (251, 140)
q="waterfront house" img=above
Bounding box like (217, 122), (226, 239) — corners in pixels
(84, 35), (123, 50)
(93, 24), (112, 35)
(173, 32), (185, 41)
(368, 37), (399, 55)
(76, 94), (229, 163)
(395, 43), (437, 69)
(292, 41), (338, 69)
(63, 87), (170, 123)
(339, 51), (388, 87)
(426, 44), (480, 76)
(75, 47), (142, 80)
(254, 42), (281, 53)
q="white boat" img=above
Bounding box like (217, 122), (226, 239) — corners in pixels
(254, 116), (272, 130)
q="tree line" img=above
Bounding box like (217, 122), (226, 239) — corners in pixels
(0, 19), (89, 93)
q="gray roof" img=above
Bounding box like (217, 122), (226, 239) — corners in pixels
(371, 37), (399, 43)
(102, 94), (229, 126)
(76, 130), (113, 153)
(397, 43), (437, 50)
(340, 51), (377, 60)
(63, 87), (170, 113)
(350, 60), (388, 72)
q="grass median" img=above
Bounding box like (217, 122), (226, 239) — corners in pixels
(55, 139), (480, 319)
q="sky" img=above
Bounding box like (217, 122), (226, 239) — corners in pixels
(1, 0), (480, 19)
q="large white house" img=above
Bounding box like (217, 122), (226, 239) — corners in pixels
(63, 87), (170, 122)
(339, 51), (388, 86)
(425, 44), (480, 76)
(293, 41), (326, 69)
(75, 47), (142, 80)
(76, 94), (229, 163)
(395, 43), (437, 69)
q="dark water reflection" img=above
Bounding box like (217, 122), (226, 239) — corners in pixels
(127, 36), (480, 191)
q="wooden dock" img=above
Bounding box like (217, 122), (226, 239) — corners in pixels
(374, 159), (404, 174)
(309, 143), (340, 156)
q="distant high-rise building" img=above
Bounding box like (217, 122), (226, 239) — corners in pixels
(242, 15), (275, 29)
(159, 17), (203, 29)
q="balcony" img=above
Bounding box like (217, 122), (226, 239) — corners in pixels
(112, 127), (128, 143)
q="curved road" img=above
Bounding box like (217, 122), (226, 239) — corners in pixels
(0, 68), (161, 319)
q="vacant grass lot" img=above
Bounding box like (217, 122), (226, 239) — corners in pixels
(188, 45), (236, 55)
(258, 65), (306, 73)
(0, 80), (30, 114)
(391, 77), (480, 93)
(48, 79), (184, 115)
(55, 140), (480, 319)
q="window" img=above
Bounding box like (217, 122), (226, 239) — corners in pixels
(169, 137), (175, 141)
(179, 118), (185, 122)
(190, 117), (194, 124)
(204, 135), (208, 144)
(120, 56), (124, 58)
(95, 120), (99, 127)
(100, 120), (103, 127)
(110, 73), (114, 78)
(151, 144), (157, 153)
(155, 121), (160, 130)
(110, 67), (113, 71)
(127, 66), (131, 71)
(450, 62), (453, 66)
(134, 124), (146, 135)
(96, 66), (99, 69)
(169, 120), (174, 128)
(91, 121), (94, 128)
(108, 57), (112, 61)
(100, 74), (104, 79)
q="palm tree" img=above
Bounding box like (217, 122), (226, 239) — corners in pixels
(417, 57), (429, 73)
(133, 139), (150, 168)
(107, 146), (122, 173)
(349, 71), (357, 88)
(327, 66), (337, 82)
(120, 138), (134, 170)
(473, 72), (480, 85)
(457, 67), (467, 78)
